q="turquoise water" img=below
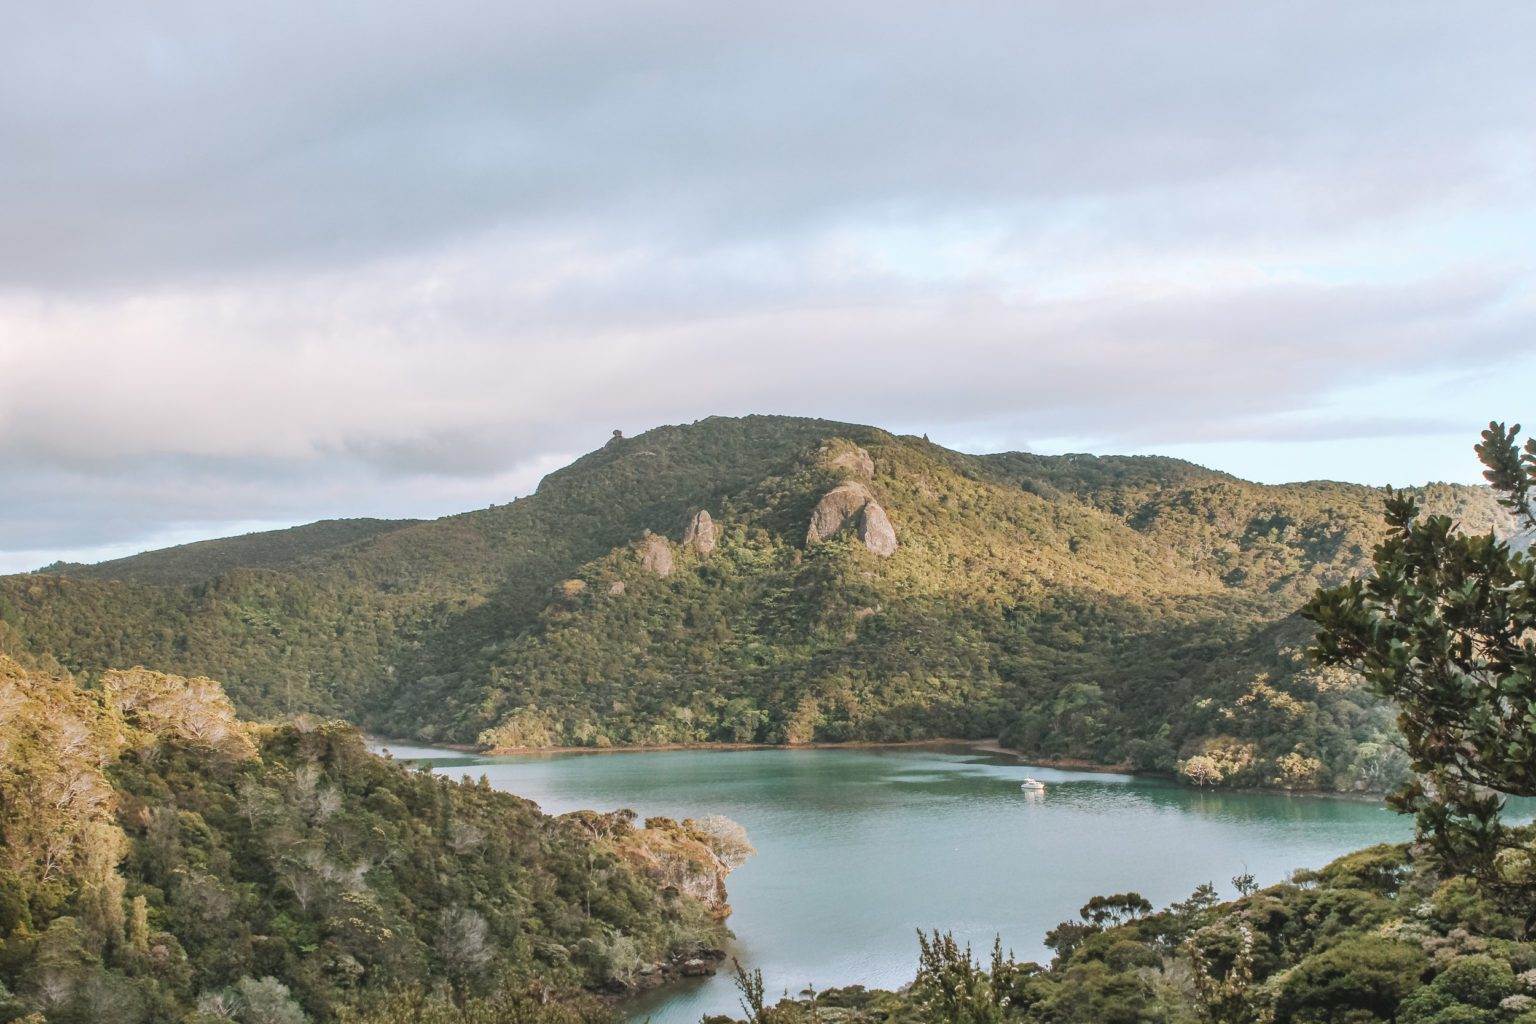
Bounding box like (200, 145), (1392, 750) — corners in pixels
(376, 743), (1414, 1023)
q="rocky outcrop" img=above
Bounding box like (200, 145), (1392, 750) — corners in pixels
(682, 509), (717, 556)
(607, 580), (626, 596)
(807, 482), (874, 542)
(637, 532), (675, 576)
(859, 500), (898, 557)
(806, 482), (898, 557)
(827, 443), (875, 480)
(608, 813), (752, 921)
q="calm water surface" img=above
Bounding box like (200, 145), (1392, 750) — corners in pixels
(375, 743), (1413, 1023)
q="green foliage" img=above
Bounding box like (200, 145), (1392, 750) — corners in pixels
(334, 981), (614, 1024)
(720, 839), (1536, 1024)
(1306, 421), (1536, 911)
(911, 932), (1023, 1024)
(1274, 936), (1427, 1022)
(1429, 955), (1516, 1009)
(46, 520), (417, 587)
(0, 654), (729, 1023)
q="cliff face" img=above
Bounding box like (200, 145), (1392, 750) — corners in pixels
(806, 481), (876, 543)
(611, 814), (750, 920)
(825, 442), (875, 480)
(858, 500), (898, 556)
(562, 810), (753, 986)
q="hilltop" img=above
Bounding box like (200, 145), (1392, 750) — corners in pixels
(41, 518), (419, 586)
(0, 415), (1515, 792)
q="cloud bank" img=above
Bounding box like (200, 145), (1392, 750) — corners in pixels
(2, 2), (1533, 569)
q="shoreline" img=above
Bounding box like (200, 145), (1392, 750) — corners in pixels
(966, 739), (1138, 775)
(370, 733), (1002, 757)
(370, 734), (1046, 759)
(369, 733), (1390, 801)
(369, 732), (1149, 778)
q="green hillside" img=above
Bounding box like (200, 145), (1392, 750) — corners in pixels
(0, 415), (1514, 793)
(0, 644), (737, 1024)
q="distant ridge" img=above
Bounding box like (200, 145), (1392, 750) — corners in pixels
(0, 414), (1515, 792)
(42, 517), (418, 585)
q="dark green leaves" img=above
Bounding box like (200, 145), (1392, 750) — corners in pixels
(1306, 420), (1536, 916)
(1476, 421), (1536, 528)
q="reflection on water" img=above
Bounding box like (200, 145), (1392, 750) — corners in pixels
(376, 742), (1414, 1024)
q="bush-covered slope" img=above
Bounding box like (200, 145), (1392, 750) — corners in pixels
(716, 839), (1536, 1024)
(0, 649), (736, 1024)
(0, 415), (1515, 791)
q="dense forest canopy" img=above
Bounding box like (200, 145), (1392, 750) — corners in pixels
(0, 637), (740, 1024)
(0, 415), (1520, 794)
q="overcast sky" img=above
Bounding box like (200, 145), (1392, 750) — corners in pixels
(2, 3), (1534, 573)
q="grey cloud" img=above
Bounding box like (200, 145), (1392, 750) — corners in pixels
(4, 3), (1533, 286)
(2, 2), (1533, 566)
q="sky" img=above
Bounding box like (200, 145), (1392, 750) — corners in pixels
(2, 2), (1534, 573)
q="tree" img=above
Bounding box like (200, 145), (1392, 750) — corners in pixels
(1273, 937), (1425, 1023)
(231, 977), (309, 1024)
(1186, 923), (1262, 1024)
(195, 977), (308, 1024)
(1044, 892), (1152, 960)
(1079, 892), (1152, 928)
(690, 815), (755, 870)
(1305, 421), (1536, 919)
(435, 907), (494, 980)
(912, 932), (1018, 1024)
(729, 959), (767, 1023)
(1180, 755), (1224, 787)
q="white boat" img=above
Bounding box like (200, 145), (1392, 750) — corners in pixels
(1019, 778), (1045, 791)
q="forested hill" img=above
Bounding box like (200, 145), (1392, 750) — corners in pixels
(0, 638), (738, 1023)
(0, 415), (1516, 792)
